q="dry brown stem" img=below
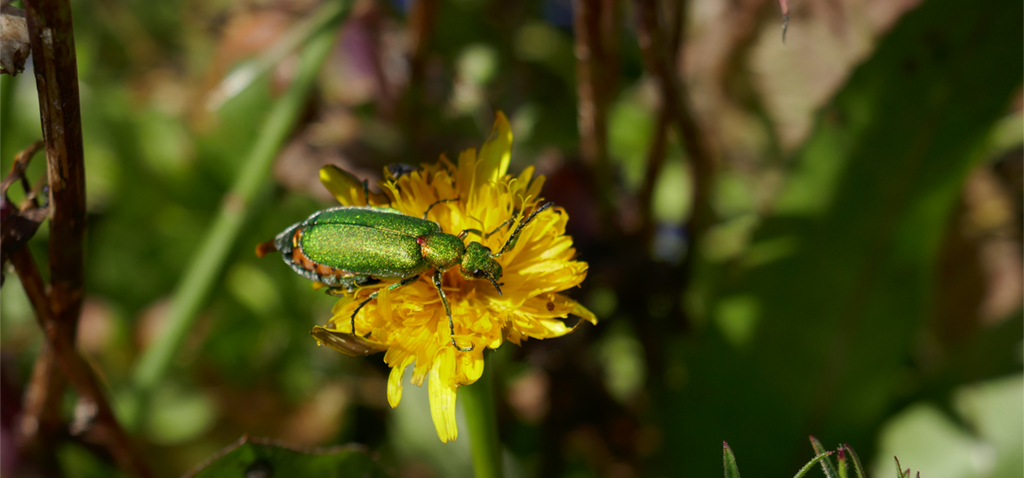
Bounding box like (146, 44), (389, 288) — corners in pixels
(1, 141), (68, 456)
(634, 0), (716, 242)
(573, 0), (617, 230)
(24, 0), (87, 336)
(637, 0), (684, 243)
(399, 0), (439, 152)
(21, 0), (151, 475)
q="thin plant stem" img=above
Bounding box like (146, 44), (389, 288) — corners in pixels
(637, 0), (683, 243)
(127, 1), (350, 428)
(401, 0), (437, 138)
(634, 0), (716, 242)
(4, 142), (67, 454)
(462, 355), (503, 478)
(23, 0), (87, 338)
(11, 248), (151, 477)
(21, 0), (149, 474)
(572, 0), (617, 233)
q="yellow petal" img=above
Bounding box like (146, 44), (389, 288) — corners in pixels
(477, 111), (512, 184)
(411, 354), (431, 386)
(320, 165), (367, 207)
(457, 348), (485, 385)
(572, 301), (598, 325)
(320, 165), (389, 206)
(377, 283), (393, 324)
(428, 348), (459, 442)
(456, 148), (478, 206)
(387, 355), (414, 408)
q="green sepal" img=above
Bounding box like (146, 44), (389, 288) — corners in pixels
(311, 326), (388, 357)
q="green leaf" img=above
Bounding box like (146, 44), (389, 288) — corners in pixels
(723, 441), (742, 478)
(809, 437), (839, 478)
(843, 444), (867, 478)
(185, 436), (387, 478)
(874, 375), (1023, 477)
(660, 0), (1023, 473)
(793, 453), (833, 478)
(894, 456), (909, 478)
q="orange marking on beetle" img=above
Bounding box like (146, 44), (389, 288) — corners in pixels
(417, 236), (431, 258)
(292, 247), (306, 268)
(288, 228), (360, 280)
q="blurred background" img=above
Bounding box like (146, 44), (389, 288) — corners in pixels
(1, 0), (1021, 476)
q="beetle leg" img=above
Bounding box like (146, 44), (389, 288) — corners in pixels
(433, 270), (474, 352)
(457, 228), (483, 240)
(325, 275), (377, 298)
(458, 215), (514, 241)
(422, 197), (459, 220)
(484, 216), (515, 238)
(350, 276), (418, 335)
(496, 202), (554, 257)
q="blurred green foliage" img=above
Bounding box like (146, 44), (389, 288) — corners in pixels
(187, 437), (387, 477)
(1, 0), (1021, 476)
(662, 0), (1022, 474)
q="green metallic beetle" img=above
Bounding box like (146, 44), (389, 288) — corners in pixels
(259, 200), (553, 351)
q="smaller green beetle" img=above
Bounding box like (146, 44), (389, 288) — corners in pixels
(258, 200), (553, 351)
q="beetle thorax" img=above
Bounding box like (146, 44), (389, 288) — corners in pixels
(418, 233), (465, 271)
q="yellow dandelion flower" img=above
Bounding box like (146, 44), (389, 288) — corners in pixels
(306, 112), (596, 442)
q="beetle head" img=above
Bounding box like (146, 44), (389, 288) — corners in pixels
(457, 202), (555, 296)
(460, 242), (503, 295)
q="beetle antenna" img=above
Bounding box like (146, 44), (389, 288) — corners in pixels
(495, 202), (553, 257)
(422, 197), (459, 219)
(255, 240), (278, 258)
(485, 272), (503, 295)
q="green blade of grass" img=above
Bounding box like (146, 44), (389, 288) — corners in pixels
(723, 441), (741, 478)
(124, 0), (351, 430)
(793, 453), (833, 478)
(810, 436), (839, 478)
(843, 444), (867, 478)
(894, 456), (909, 478)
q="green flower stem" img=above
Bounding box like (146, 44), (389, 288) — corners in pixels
(462, 356), (504, 478)
(124, 2), (349, 430)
